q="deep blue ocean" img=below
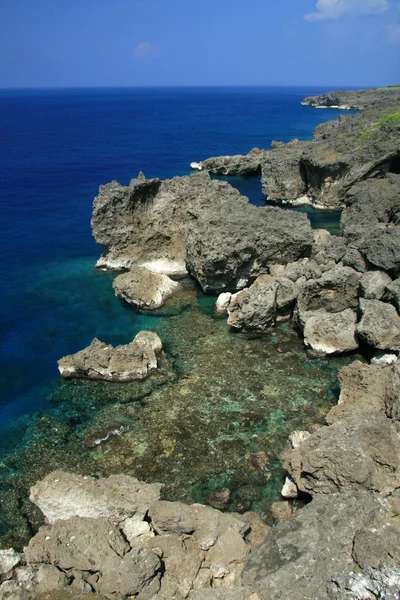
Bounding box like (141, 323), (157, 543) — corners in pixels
(0, 87), (348, 434)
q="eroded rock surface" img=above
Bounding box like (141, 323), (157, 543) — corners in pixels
(113, 266), (180, 310)
(29, 471), (162, 524)
(57, 331), (163, 381)
(282, 412), (400, 496)
(242, 492), (389, 600)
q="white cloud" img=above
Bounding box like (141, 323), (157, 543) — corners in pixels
(387, 23), (400, 42)
(305, 0), (390, 21)
(132, 41), (155, 59)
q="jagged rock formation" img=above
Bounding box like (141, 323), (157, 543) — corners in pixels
(91, 171), (248, 273)
(57, 331), (163, 381)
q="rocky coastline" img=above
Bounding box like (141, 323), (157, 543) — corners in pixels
(1, 86), (400, 599)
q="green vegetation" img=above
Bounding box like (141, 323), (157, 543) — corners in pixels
(360, 107), (400, 139)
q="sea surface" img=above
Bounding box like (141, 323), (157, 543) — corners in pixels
(0, 87), (355, 546)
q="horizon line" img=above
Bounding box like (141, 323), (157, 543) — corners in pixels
(0, 83), (384, 92)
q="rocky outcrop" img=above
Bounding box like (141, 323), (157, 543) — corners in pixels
(302, 86), (400, 110)
(186, 205), (314, 292)
(282, 412), (400, 496)
(113, 266), (180, 310)
(300, 308), (358, 355)
(29, 471), (163, 524)
(227, 276), (279, 331)
(57, 331), (163, 381)
(2, 472), (268, 600)
(325, 360), (390, 424)
(242, 492), (390, 600)
(357, 299), (400, 351)
(197, 148), (266, 176)
(296, 265), (361, 314)
(91, 171), (248, 273)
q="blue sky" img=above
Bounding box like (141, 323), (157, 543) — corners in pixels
(0, 0), (399, 88)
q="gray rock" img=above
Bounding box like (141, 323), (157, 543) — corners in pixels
(24, 517), (129, 571)
(352, 522), (400, 570)
(57, 330), (163, 381)
(325, 360), (389, 424)
(301, 308), (358, 355)
(297, 266), (361, 314)
(386, 277), (400, 311)
(261, 141), (308, 201)
(357, 299), (400, 351)
(97, 547), (161, 599)
(29, 471), (162, 524)
(327, 567), (400, 600)
(360, 270), (392, 300)
(358, 227), (400, 278)
(113, 266), (180, 310)
(200, 148), (266, 176)
(227, 276), (279, 331)
(91, 171), (249, 272)
(0, 580), (30, 600)
(282, 413), (400, 496)
(186, 205), (313, 292)
(148, 502), (248, 551)
(242, 492), (388, 600)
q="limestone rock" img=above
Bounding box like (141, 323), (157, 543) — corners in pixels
(24, 516), (129, 571)
(325, 360), (389, 424)
(113, 266), (180, 310)
(186, 205), (313, 292)
(91, 171), (249, 272)
(242, 492), (388, 600)
(281, 477), (298, 499)
(301, 308), (358, 355)
(97, 547), (161, 599)
(357, 299), (400, 351)
(227, 276), (279, 331)
(29, 471), (162, 524)
(282, 413), (400, 496)
(297, 266), (361, 314)
(386, 360), (400, 420)
(358, 227), (400, 278)
(0, 549), (21, 582)
(360, 270), (392, 300)
(57, 330), (163, 381)
(121, 516), (153, 545)
(200, 149), (266, 176)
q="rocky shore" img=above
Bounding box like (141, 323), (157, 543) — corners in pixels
(2, 86), (400, 599)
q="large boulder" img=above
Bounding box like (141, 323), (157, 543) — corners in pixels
(360, 270), (392, 300)
(29, 471), (162, 524)
(300, 308), (358, 355)
(325, 360), (390, 424)
(261, 141), (308, 201)
(282, 412), (400, 496)
(358, 227), (400, 278)
(386, 277), (400, 311)
(227, 276), (279, 331)
(113, 266), (180, 310)
(242, 492), (389, 600)
(186, 204), (314, 292)
(199, 148), (266, 176)
(57, 331), (163, 381)
(91, 171), (249, 272)
(357, 299), (400, 351)
(297, 266), (361, 314)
